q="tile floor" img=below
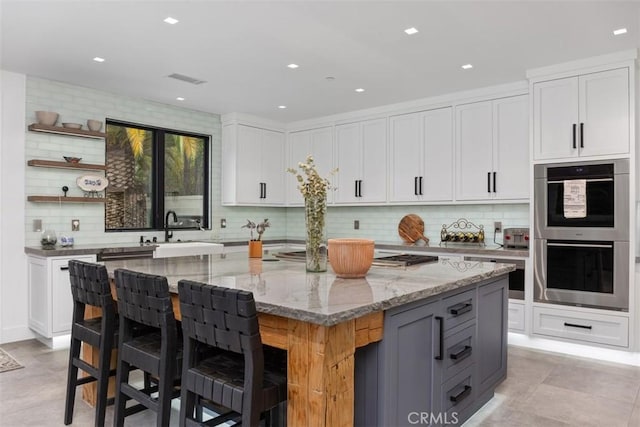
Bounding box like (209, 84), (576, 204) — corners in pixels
(0, 340), (639, 426)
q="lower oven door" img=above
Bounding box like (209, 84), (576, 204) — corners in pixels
(534, 239), (629, 311)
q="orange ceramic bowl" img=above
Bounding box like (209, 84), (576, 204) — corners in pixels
(328, 238), (375, 278)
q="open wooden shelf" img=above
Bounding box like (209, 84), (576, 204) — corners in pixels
(28, 123), (106, 139)
(27, 159), (106, 171)
(27, 196), (106, 203)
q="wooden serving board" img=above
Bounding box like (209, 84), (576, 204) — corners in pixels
(398, 214), (429, 244)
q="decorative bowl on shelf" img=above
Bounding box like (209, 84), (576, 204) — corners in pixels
(35, 111), (59, 126)
(86, 119), (103, 132)
(328, 238), (375, 279)
(63, 156), (82, 163)
(62, 122), (83, 129)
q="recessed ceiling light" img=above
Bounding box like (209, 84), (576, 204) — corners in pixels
(176, 97), (185, 101)
(355, 88), (365, 93)
(93, 57), (105, 63)
(461, 64), (473, 70)
(404, 27), (419, 35)
(613, 28), (627, 35)
(164, 17), (179, 25)
(278, 105), (287, 109)
(325, 76), (335, 81)
(287, 64), (299, 69)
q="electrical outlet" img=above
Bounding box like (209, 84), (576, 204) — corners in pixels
(354, 220), (360, 230)
(220, 218), (227, 228)
(494, 221), (502, 233)
(33, 219), (42, 232)
(71, 219), (80, 231)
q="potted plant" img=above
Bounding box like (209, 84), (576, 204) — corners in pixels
(242, 219), (270, 258)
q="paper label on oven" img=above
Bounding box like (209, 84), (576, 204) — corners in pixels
(563, 179), (587, 218)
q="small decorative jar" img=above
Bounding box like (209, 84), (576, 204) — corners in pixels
(41, 229), (57, 249)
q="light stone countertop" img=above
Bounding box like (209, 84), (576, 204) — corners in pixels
(102, 252), (515, 326)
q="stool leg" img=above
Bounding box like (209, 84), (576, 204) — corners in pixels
(157, 370), (173, 427)
(94, 334), (113, 427)
(179, 388), (196, 427)
(64, 336), (81, 425)
(113, 357), (130, 427)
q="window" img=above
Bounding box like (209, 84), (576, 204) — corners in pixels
(105, 120), (210, 231)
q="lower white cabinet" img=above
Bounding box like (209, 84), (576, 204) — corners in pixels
(28, 254), (97, 340)
(532, 305), (629, 348)
(508, 300), (525, 332)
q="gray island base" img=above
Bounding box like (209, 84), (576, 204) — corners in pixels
(101, 252), (513, 427)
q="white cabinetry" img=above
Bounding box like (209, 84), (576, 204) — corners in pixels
(455, 95), (529, 201)
(335, 118), (387, 204)
(222, 124), (285, 205)
(287, 127), (334, 205)
(389, 107), (453, 203)
(532, 67), (629, 160)
(28, 254), (96, 345)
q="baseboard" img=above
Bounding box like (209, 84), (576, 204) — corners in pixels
(508, 332), (640, 367)
(0, 326), (36, 345)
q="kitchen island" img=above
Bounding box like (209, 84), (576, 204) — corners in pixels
(100, 252), (513, 426)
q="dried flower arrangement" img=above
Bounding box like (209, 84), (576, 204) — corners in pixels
(241, 219), (270, 241)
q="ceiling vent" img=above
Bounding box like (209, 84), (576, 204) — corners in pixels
(167, 73), (207, 85)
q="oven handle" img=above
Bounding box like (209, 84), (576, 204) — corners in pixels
(547, 178), (613, 184)
(547, 242), (613, 249)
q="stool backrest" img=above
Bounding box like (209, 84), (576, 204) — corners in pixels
(68, 259), (114, 309)
(114, 268), (175, 328)
(178, 280), (261, 354)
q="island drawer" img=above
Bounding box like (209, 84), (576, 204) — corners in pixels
(442, 323), (476, 382)
(533, 306), (629, 348)
(440, 365), (475, 415)
(442, 289), (476, 331)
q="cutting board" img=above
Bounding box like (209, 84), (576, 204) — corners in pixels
(398, 214), (429, 244)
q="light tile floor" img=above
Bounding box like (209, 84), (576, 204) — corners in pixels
(1, 340), (639, 426)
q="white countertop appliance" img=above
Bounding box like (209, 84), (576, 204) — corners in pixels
(503, 228), (529, 249)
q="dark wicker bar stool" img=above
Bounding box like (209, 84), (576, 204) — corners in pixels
(177, 279), (287, 427)
(113, 269), (181, 427)
(64, 259), (117, 427)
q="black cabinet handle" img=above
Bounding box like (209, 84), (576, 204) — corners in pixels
(263, 183), (267, 199)
(355, 180), (358, 197)
(419, 176), (423, 195)
(450, 345), (472, 361)
(60, 266), (69, 271)
(449, 302), (472, 316)
(492, 172), (496, 193)
(358, 180), (363, 197)
(450, 385), (472, 403)
(487, 172), (491, 193)
(564, 322), (592, 330)
(580, 122), (584, 148)
(572, 124), (577, 149)
(258, 183), (264, 199)
(434, 316), (444, 360)
(414, 177), (418, 196)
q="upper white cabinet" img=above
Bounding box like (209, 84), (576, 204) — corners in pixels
(286, 127), (334, 205)
(335, 118), (387, 204)
(532, 67), (629, 160)
(222, 124), (285, 205)
(456, 95), (529, 201)
(389, 107), (453, 203)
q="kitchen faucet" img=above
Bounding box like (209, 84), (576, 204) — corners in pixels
(164, 210), (178, 242)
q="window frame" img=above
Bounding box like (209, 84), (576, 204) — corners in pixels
(105, 119), (210, 232)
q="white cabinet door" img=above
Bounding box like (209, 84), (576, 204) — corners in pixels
(360, 118), (387, 203)
(235, 125), (263, 204)
(261, 129), (285, 204)
(335, 119), (387, 204)
(422, 107), (453, 202)
(532, 77), (579, 161)
(52, 255), (96, 335)
(390, 112), (423, 202)
(335, 123), (361, 204)
(579, 67), (629, 157)
(533, 67), (630, 161)
(287, 127), (334, 205)
(493, 95), (529, 200)
(456, 101), (494, 201)
(27, 256), (49, 336)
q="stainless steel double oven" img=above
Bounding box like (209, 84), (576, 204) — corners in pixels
(533, 159), (630, 311)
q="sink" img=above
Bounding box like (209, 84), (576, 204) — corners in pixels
(153, 241), (224, 258)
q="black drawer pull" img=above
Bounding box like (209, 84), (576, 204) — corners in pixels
(60, 266), (69, 271)
(449, 302), (472, 316)
(450, 345), (472, 361)
(564, 322), (592, 330)
(434, 316), (444, 360)
(450, 385), (472, 403)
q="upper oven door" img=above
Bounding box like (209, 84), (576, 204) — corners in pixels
(534, 159), (629, 241)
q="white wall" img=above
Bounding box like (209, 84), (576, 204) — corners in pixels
(1, 71), (30, 343)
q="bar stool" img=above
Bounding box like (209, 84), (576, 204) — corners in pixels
(64, 260), (117, 427)
(177, 279), (287, 427)
(113, 269), (181, 427)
